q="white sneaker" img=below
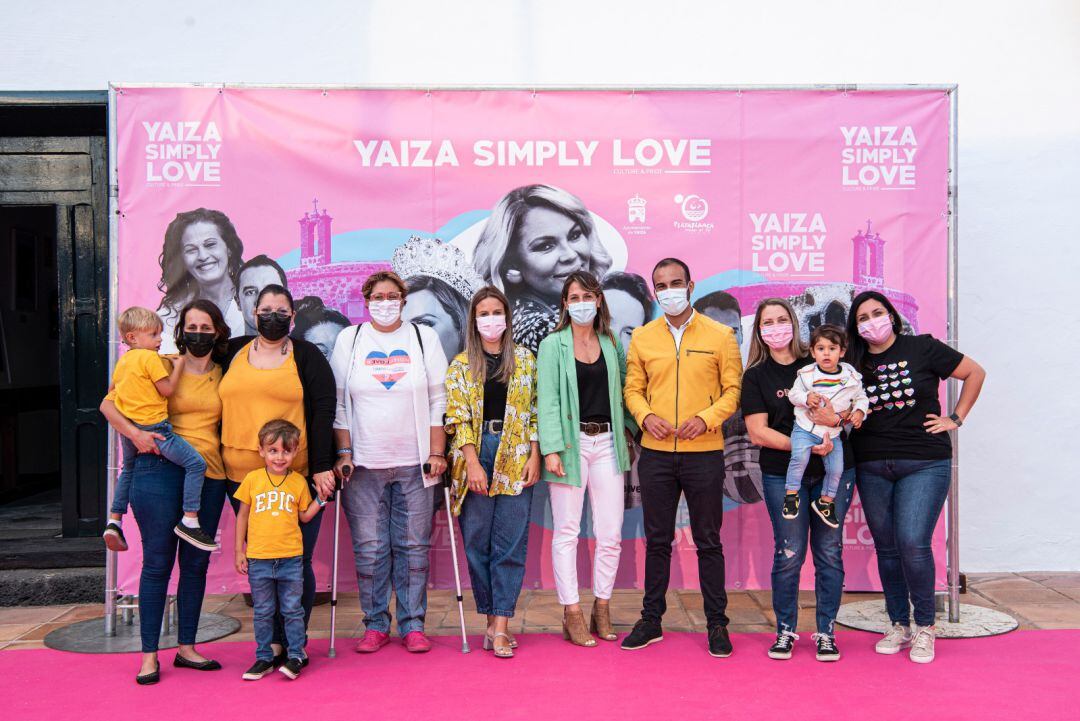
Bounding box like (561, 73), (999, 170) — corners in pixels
(909, 625), (936, 664)
(875, 622), (913, 654)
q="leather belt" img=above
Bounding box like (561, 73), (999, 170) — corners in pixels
(482, 420), (504, 434)
(579, 421), (612, 436)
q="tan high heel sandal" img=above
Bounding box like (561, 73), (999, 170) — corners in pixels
(590, 602), (618, 641)
(483, 631), (514, 658)
(563, 609), (597, 647)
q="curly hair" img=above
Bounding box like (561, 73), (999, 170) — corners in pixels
(157, 208), (244, 313)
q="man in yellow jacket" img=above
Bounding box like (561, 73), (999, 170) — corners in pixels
(620, 258), (743, 658)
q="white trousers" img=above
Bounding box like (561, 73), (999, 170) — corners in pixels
(549, 431), (624, 605)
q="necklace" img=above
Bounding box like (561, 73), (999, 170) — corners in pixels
(264, 468), (288, 488)
(254, 337), (290, 355)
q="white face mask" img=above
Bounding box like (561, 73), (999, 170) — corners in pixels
(568, 301), (598, 326)
(476, 314), (507, 342)
(368, 299), (401, 326)
(656, 287), (690, 316)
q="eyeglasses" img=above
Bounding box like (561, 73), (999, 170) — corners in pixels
(369, 293), (403, 302)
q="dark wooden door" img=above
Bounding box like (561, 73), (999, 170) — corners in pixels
(0, 136), (109, 536)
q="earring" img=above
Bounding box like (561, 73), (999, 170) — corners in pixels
(504, 268), (523, 284)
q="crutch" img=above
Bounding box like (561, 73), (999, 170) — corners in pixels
(427, 460), (470, 654)
(328, 470), (347, 658)
(443, 482), (471, 654)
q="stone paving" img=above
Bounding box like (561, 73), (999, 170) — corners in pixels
(3, 572), (1079, 651)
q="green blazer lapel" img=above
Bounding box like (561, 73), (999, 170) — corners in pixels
(558, 328), (580, 415)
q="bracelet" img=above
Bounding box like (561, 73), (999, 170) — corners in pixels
(316, 496), (328, 507)
(429, 451), (446, 458)
(336, 448), (353, 456)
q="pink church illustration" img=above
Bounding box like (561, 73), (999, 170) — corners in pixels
(284, 200), (391, 323)
(728, 220), (919, 336)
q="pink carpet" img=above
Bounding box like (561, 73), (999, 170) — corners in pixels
(4, 631), (1076, 721)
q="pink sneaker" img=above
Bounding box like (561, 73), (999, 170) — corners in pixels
(403, 631), (431, 653)
(355, 629), (391, 654)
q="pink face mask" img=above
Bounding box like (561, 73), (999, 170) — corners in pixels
(858, 315), (894, 345)
(760, 323), (794, 350)
(476, 315), (507, 342)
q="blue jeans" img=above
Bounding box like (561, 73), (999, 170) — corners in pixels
(785, 425), (843, 499)
(248, 556), (306, 661)
(856, 458), (951, 627)
(127, 455), (227, 652)
(226, 479), (322, 647)
(342, 463), (433, 636)
(112, 420), (206, 515)
(763, 469), (855, 635)
(458, 430), (534, 618)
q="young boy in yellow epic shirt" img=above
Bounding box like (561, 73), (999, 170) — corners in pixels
(235, 419), (327, 681)
(101, 307), (216, 553)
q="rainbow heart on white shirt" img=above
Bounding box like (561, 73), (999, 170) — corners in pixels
(365, 349), (411, 389)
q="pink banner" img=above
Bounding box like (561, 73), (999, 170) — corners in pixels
(114, 87), (950, 596)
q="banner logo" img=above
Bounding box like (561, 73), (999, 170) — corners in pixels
(672, 194), (713, 233)
(750, 212), (827, 275)
(840, 125), (918, 190)
(143, 120), (222, 186)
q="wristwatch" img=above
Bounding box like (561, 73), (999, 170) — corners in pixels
(949, 412), (963, 427)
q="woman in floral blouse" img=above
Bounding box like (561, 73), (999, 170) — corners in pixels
(445, 285), (541, 659)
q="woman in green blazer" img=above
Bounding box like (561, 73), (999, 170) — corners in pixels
(536, 271), (637, 647)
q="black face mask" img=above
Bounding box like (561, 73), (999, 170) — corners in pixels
(181, 332), (216, 358)
(256, 311), (291, 341)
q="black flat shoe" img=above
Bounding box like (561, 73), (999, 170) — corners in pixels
(173, 654), (222, 671)
(136, 662), (160, 685)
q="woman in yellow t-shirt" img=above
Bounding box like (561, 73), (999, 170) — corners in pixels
(219, 284), (337, 660)
(101, 299), (231, 683)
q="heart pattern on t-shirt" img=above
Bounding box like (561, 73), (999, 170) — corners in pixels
(365, 349), (411, 389)
(872, 358), (916, 412)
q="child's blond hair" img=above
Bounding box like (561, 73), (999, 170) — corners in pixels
(258, 419), (301, 451)
(118, 306), (163, 339)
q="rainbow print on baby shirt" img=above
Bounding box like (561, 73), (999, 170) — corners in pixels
(812, 377), (844, 389)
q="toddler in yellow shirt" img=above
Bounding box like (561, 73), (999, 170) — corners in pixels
(235, 419), (328, 681)
(101, 307), (216, 553)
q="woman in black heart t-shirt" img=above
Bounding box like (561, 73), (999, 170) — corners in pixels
(846, 290), (985, 664)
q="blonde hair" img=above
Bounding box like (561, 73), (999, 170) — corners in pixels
(465, 286), (516, 385)
(472, 184), (612, 292)
(746, 298), (808, 369)
(118, 306), (163, 338)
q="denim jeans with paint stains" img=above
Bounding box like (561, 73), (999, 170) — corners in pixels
(341, 464), (433, 636)
(762, 468), (855, 635)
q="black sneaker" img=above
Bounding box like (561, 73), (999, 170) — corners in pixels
(620, 619), (663, 650)
(707, 625), (733, 658)
(813, 633), (841, 662)
(174, 522), (219, 551)
(782, 493), (800, 520)
(242, 659), (274, 680)
(103, 522), (128, 552)
(811, 499), (840, 529)
(273, 651), (309, 669)
(279, 657), (304, 679)
(768, 631), (798, 660)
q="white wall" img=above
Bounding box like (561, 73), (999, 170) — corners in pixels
(3, 0), (1078, 571)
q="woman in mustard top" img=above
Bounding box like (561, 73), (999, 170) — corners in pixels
(219, 284), (336, 662)
(100, 299), (232, 683)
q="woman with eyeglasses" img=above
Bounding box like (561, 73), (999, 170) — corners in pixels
(218, 283), (337, 665)
(329, 271), (449, 654)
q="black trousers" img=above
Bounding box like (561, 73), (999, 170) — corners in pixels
(639, 447), (729, 627)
